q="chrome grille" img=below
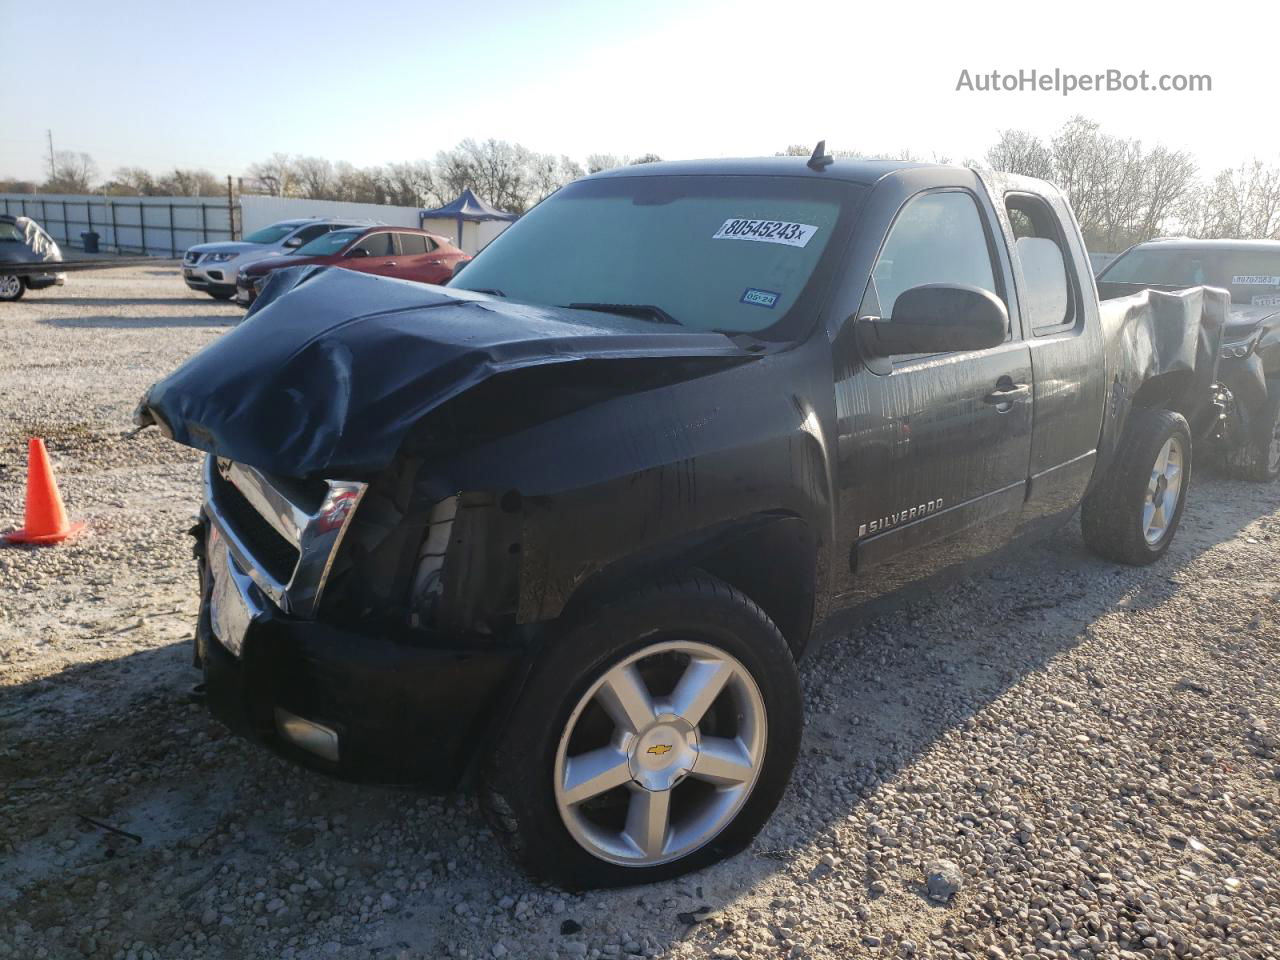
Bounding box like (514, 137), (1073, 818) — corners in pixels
(203, 456), (367, 618)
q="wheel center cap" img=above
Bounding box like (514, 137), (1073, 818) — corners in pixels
(629, 715), (698, 791)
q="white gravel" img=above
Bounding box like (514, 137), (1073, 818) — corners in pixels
(1, 266), (1278, 960)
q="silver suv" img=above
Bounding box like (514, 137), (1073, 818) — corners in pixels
(182, 219), (367, 300)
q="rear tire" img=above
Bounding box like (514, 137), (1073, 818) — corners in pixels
(483, 575), (802, 889)
(1224, 382), (1280, 483)
(1082, 408), (1191, 565)
(0, 275), (25, 301)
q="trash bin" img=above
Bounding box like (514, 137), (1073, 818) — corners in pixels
(81, 231), (100, 254)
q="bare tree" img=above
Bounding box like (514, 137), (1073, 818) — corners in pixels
(527, 154), (583, 203)
(294, 156), (334, 200)
(632, 153), (662, 164)
(246, 153), (297, 196)
(984, 129), (1054, 180)
(159, 168), (221, 197)
(1192, 161), (1280, 239)
(104, 166), (158, 195)
(586, 153), (626, 174)
(382, 160), (439, 207)
(43, 151), (98, 193)
(435, 138), (534, 212)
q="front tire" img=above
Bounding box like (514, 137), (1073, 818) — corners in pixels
(484, 576), (802, 889)
(1082, 408), (1191, 565)
(0, 275), (25, 301)
(1224, 382), (1280, 482)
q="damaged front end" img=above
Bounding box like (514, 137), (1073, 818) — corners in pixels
(146, 266), (760, 785)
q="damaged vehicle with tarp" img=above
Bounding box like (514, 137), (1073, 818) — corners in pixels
(1098, 237), (1280, 481)
(0, 214), (65, 302)
(137, 150), (1227, 888)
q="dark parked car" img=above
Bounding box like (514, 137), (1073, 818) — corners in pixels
(235, 226), (468, 305)
(0, 214), (65, 301)
(1098, 238), (1280, 480)
(139, 155), (1225, 888)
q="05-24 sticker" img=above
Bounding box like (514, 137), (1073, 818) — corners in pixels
(713, 218), (818, 248)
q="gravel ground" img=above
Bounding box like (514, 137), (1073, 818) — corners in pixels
(1, 266), (1277, 960)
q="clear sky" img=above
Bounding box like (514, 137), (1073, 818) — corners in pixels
(4, 0), (1275, 182)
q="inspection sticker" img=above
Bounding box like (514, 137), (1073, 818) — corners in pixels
(713, 219), (818, 247)
(740, 288), (780, 308)
(1231, 275), (1280, 285)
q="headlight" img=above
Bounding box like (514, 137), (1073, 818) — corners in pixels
(206, 252), (238, 263)
(1220, 339), (1256, 360)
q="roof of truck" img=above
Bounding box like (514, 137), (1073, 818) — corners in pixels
(588, 156), (936, 185)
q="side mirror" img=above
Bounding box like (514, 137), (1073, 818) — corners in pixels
(451, 258), (470, 277)
(347, 248), (370, 259)
(856, 284), (1007, 358)
(283, 236), (303, 249)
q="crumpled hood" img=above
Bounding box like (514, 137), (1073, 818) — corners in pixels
(137, 266), (750, 478)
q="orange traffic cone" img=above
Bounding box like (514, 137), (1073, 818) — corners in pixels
(2, 437), (86, 545)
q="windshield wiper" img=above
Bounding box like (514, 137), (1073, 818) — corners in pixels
(469, 287), (506, 297)
(565, 302), (680, 325)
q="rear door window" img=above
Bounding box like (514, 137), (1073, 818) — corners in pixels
(1005, 194), (1075, 333)
(397, 234), (429, 255)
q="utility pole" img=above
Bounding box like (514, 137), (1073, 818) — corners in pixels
(46, 130), (56, 179)
(226, 175), (236, 240)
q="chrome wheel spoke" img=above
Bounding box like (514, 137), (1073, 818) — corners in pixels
(1143, 501), (1156, 535)
(1155, 441), (1170, 474)
(553, 639), (768, 867)
(670, 655), (733, 726)
(624, 787), (671, 858)
(692, 736), (755, 786)
(561, 747), (632, 805)
(596, 664), (656, 734)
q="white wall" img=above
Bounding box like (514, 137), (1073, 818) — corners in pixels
(0, 193), (234, 256)
(240, 195), (423, 235)
(420, 216), (512, 254)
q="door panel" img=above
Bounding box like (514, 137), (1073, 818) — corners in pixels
(833, 341), (1033, 605)
(341, 232), (397, 276)
(830, 184), (1033, 606)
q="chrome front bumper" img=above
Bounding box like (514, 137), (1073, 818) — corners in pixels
(202, 456), (367, 651)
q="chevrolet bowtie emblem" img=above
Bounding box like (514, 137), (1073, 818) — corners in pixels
(646, 744), (673, 756)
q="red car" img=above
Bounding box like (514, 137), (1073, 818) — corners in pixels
(235, 226), (468, 305)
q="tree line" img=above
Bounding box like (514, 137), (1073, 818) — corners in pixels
(4, 120), (1279, 249)
(0, 141), (663, 216)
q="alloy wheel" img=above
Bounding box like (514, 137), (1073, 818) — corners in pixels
(553, 640), (767, 867)
(1143, 436), (1184, 544)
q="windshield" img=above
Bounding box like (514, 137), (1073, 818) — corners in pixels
(297, 228), (360, 256)
(451, 175), (859, 334)
(243, 223), (301, 245)
(1100, 246), (1280, 305)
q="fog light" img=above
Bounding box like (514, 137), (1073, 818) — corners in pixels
(274, 708), (339, 762)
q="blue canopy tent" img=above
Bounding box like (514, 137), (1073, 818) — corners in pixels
(419, 190), (518, 253)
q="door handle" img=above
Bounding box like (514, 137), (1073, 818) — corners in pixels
(383, 261), (398, 267)
(984, 382), (1030, 409)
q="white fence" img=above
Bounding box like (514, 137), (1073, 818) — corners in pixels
(0, 193), (235, 256)
(239, 195), (423, 235)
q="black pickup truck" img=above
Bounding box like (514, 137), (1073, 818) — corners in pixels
(137, 153), (1227, 888)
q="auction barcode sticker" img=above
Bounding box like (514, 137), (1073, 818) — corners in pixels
(1231, 275), (1280, 285)
(713, 218), (818, 248)
(1252, 295), (1280, 306)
